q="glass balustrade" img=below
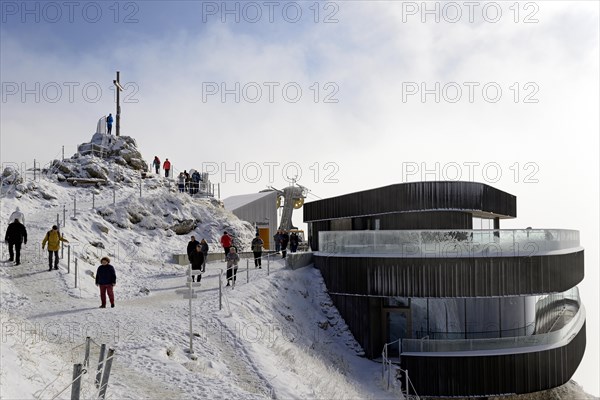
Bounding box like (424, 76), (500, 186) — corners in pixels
(318, 229), (580, 257)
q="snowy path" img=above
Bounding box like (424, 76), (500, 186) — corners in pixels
(2, 253), (286, 399)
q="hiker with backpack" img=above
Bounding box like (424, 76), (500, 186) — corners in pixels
(152, 156), (160, 174)
(41, 225), (69, 271)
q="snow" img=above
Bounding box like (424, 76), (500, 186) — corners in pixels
(0, 161), (401, 399)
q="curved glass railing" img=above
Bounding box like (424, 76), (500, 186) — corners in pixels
(318, 229), (580, 258)
(400, 287), (584, 354)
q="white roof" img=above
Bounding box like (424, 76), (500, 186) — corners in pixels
(223, 191), (276, 211)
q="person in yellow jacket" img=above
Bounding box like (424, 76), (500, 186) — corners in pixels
(42, 225), (69, 271)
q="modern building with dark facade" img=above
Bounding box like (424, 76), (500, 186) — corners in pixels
(303, 181), (585, 397)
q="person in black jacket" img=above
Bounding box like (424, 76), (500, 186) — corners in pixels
(280, 230), (290, 259)
(95, 257), (116, 308)
(200, 239), (209, 272)
(187, 235), (199, 263)
(4, 218), (27, 265)
(190, 244), (204, 283)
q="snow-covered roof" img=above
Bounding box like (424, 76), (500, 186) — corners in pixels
(223, 191), (276, 211)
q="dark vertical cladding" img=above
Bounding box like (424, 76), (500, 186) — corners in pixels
(315, 252), (584, 297)
(329, 294), (382, 358)
(304, 181), (517, 223)
(304, 181), (584, 397)
(402, 322), (586, 397)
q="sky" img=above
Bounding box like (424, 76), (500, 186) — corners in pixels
(1, 0), (599, 395)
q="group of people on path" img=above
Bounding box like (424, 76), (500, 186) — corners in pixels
(177, 170), (204, 194)
(152, 156), (205, 194)
(272, 229), (300, 258)
(152, 156), (172, 177)
(4, 207), (115, 308)
(220, 232), (239, 286)
(187, 235), (209, 283)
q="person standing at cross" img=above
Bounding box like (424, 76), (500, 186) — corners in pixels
(106, 113), (114, 135)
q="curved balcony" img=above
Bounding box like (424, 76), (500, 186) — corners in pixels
(399, 288), (586, 397)
(317, 229), (581, 258)
(314, 229), (584, 297)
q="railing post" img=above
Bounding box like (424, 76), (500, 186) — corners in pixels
(219, 269), (222, 310)
(98, 348), (115, 399)
(61, 241), (64, 259)
(84, 337), (91, 367)
(92, 192), (95, 209)
(246, 259), (249, 283)
(113, 187), (116, 205)
(63, 205), (66, 226)
(74, 258), (78, 288)
(405, 369), (409, 397)
(95, 344), (106, 388)
(67, 245), (71, 273)
(70, 363), (83, 400)
(73, 195), (77, 219)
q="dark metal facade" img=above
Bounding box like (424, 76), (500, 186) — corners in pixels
(315, 250), (584, 298)
(303, 181), (585, 397)
(304, 181), (517, 222)
(402, 322), (586, 397)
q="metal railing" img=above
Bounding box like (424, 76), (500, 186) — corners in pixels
(381, 339), (420, 398)
(318, 229), (581, 258)
(401, 288), (584, 354)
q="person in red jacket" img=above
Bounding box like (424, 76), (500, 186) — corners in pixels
(220, 231), (232, 256)
(163, 158), (171, 178)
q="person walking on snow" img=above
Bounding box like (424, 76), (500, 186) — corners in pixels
(226, 247), (240, 286)
(8, 207), (25, 225)
(163, 158), (171, 178)
(190, 244), (204, 283)
(152, 156), (161, 174)
(290, 232), (299, 253)
(106, 113), (114, 135)
(95, 256), (116, 308)
(273, 230), (282, 253)
(187, 235), (199, 263)
(280, 230), (289, 259)
(220, 231), (232, 256)
(4, 218), (27, 265)
(42, 225), (69, 271)
(200, 239), (209, 272)
(251, 233), (264, 268)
